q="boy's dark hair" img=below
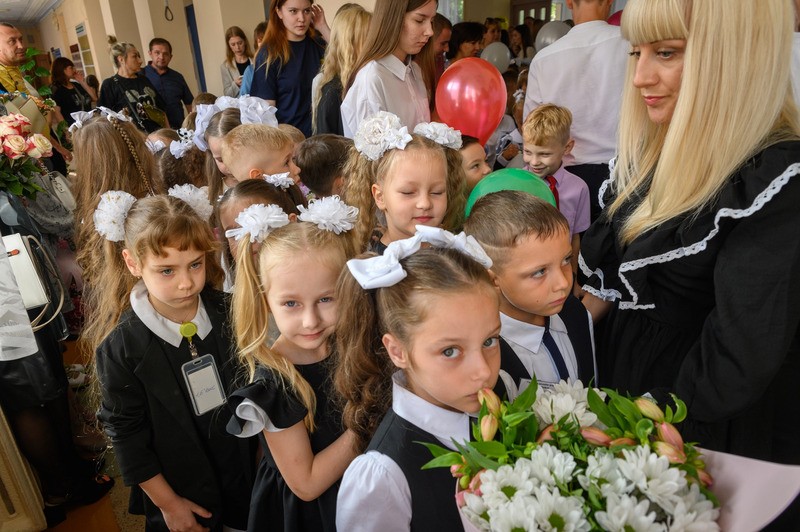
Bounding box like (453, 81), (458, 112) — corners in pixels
(192, 92), (217, 107)
(460, 134), (481, 150)
(294, 134), (353, 197)
(464, 190), (569, 272)
(149, 37), (172, 53)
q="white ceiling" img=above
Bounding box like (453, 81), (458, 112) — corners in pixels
(0, 0), (63, 26)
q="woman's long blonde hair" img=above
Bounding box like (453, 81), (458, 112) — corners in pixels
(312, 4), (372, 132)
(232, 222), (357, 431)
(611, 0), (800, 244)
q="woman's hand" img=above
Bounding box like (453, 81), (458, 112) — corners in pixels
(160, 496), (211, 532)
(311, 4), (331, 42)
(73, 69), (85, 83)
(235, 76), (243, 88)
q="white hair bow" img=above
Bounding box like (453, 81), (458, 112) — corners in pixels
(263, 172), (294, 189)
(413, 122), (463, 149)
(169, 128), (195, 159)
(225, 203), (290, 243)
(145, 139), (166, 153)
(94, 190), (137, 242)
(167, 184), (213, 220)
(354, 111), (413, 161)
(346, 226), (493, 289)
(297, 196), (358, 234)
(193, 103), (221, 151)
(68, 107), (131, 133)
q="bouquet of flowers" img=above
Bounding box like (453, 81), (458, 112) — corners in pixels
(422, 380), (720, 531)
(0, 113), (52, 199)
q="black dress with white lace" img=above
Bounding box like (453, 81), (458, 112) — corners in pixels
(579, 141), (800, 464)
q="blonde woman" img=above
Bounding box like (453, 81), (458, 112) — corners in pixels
(580, 0), (800, 473)
(220, 26), (254, 97)
(312, 4), (371, 135)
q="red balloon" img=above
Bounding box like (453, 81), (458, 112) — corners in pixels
(435, 58), (507, 146)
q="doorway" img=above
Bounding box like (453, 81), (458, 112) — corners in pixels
(510, 1), (552, 25)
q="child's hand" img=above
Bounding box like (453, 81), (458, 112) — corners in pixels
(160, 497), (211, 532)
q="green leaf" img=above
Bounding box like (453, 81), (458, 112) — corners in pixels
(670, 394), (688, 423)
(417, 441), (454, 458)
(606, 389), (642, 427)
(470, 440), (508, 458)
(503, 411), (535, 428)
(634, 418), (654, 442)
(420, 452), (464, 470)
(510, 378), (538, 413)
(8, 181), (23, 195)
(21, 59), (35, 71)
(34, 66), (50, 77)
(25, 47), (45, 58)
(454, 439), (501, 472)
(665, 404), (674, 423)
(587, 387), (617, 428)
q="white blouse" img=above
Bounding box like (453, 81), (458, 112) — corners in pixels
(341, 55), (430, 138)
(335, 372), (471, 532)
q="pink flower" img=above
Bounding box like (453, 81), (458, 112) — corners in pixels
(1, 113), (31, 135)
(455, 488), (469, 508)
(25, 134), (52, 158)
(656, 422), (684, 449)
(581, 426), (612, 447)
(480, 415), (498, 442)
(477, 387), (501, 417)
(610, 437), (637, 447)
(0, 121), (19, 139)
(537, 424), (554, 443)
(3, 135), (28, 159)
(697, 468), (713, 487)
(634, 397), (665, 422)
(653, 441), (687, 464)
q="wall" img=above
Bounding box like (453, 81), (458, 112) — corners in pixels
(464, 0), (510, 23)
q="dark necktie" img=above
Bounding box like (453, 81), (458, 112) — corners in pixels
(545, 175), (560, 210)
(542, 317), (569, 381)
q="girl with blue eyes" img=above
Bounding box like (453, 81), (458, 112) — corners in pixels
(334, 234), (501, 530)
(226, 200), (360, 531)
(93, 192), (252, 532)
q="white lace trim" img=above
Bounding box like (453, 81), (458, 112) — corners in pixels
(598, 157), (616, 210)
(614, 162), (800, 310)
(578, 252), (622, 302)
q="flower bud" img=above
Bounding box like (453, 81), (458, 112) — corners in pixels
(455, 488), (468, 508)
(634, 397), (665, 422)
(653, 441), (686, 464)
(459, 474), (470, 490)
(480, 415), (498, 442)
(537, 424), (554, 443)
(469, 470), (484, 493)
(450, 464), (465, 478)
(581, 426), (612, 447)
(697, 468), (713, 487)
(656, 422), (684, 449)
(609, 437), (637, 447)
(477, 387), (501, 417)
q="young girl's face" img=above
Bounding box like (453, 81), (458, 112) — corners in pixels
(266, 252), (339, 359)
(124, 246), (206, 322)
(372, 149), (447, 243)
(460, 143), (491, 191)
(393, 0), (437, 61)
(385, 288), (501, 414)
(208, 135), (233, 179)
(277, 0), (313, 42)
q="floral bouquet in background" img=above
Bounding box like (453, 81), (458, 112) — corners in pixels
(0, 113), (51, 199)
(422, 379), (720, 531)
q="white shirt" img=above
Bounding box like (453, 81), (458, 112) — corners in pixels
(336, 372), (471, 532)
(792, 33), (800, 107)
(498, 312), (589, 400)
(129, 281), (212, 347)
(341, 55), (430, 138)
(523, 21), (629, 166)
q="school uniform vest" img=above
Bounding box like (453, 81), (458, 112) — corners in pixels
(497, 294), (595, 399)
(366, 410), (462, 531)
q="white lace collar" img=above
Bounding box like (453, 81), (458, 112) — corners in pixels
(129, 280), (212, 347)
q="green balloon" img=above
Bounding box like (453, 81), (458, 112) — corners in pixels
(465, 168), (556, 216)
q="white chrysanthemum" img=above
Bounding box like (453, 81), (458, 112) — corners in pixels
(168, 184), (214, 220)
(461, 492), (491, 531)
(94, 190), (137, 242)
(486, 497), (538, 532)
(666, 483), (720, 532)
(297, 195), (358, 234)
(413, 122), (463, 149)
(520, 445), (577, 487)
(616, 447), (687, 514)
(353, 111), (412, 161)
(530, 486), (590, 532)
(479, 464), (536, 509)
(594, 492), (664, 532)
(534, 380), (604, 428)
(225, 203), (289, 243)
(263, 172), (295, 190)
(578, 449), (631, 497)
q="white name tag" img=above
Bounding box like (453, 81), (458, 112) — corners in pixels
(181, 354), (226, 416)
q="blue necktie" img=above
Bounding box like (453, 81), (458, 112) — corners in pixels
(542, 317), (570, 381)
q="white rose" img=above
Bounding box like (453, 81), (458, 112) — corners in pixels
(25, 134), (53, 158)
(3, 134), (28, 159)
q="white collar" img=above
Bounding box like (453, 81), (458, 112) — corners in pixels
(499, 312), (567, 353)
(391, 371), (472, 450)
(377, 55), (412, 81)
(130, 280), (212, 347)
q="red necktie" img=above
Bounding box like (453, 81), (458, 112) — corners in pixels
(545, 175), (560, 210)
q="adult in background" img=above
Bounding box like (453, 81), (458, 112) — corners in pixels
(144, 38), (193, 129)
(446, 22), (485, 65)
(251, 0), (329, 137)
(431, 13), (452, 83)
(579, 5), (800, 522)
(50, 58), (95, 126)
(239, 22), (268, 96)
(341, 0), (438, 138)
(313, 4), (371, 135)
(220, 26), (254, 98)
(509, 24), (534, 62)
(483, 17), (502, 48)
(97, 40), (168, 132)
(523, 0), (627, 221)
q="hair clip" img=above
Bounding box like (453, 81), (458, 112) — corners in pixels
(146, 139), (166, 153)
(413, 122), (463, 149)
(168, 184), (214, 220)
(94, 190), (137, 242)
(169, 128), (195, 159)
(297, 195), (358, 234)
(225, 203), (290, 243)
(354, 111), (413, 161)
(346, 226), (493, 289)
(263, 172), (294, 190)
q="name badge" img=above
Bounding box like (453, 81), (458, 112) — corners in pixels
(181, 354), (226, 416)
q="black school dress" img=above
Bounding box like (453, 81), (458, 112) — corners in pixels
(579, 141), (800, 464)
(227, 359), (343, 531)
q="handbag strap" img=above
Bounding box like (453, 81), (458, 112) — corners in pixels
(23, 235), (65, 332)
